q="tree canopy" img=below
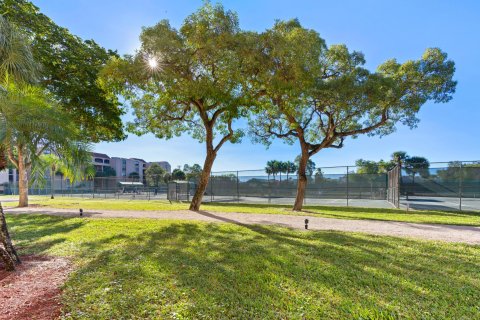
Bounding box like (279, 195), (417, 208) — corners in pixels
(248, 19), (456, 210)
(145, 163), (166, 187)
(355, 152), (430, 176)
(184, 164), (203, 180)
(100, 4), (455, 212)
(172, 168), (186, 181)
(100, 3), (256, 210)
(0, 0), (125, 142)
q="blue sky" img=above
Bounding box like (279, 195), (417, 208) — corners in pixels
(35, 0), (480, 171)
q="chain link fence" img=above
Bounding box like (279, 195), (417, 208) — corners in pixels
(2, 161), (479, 211)
(186, 167), (389, 207)
(1, 176), (169, 200)
(399, 161), (480, 211)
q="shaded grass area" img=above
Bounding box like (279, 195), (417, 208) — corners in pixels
(4, 196), (480, 226)
(7, 214), (480, 319)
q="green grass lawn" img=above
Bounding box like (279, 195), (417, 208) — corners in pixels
(7, 214), (480, 319)
(5, 196), (480, 226)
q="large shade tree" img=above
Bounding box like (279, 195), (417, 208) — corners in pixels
(0, 0), (125, 142)
(101, 3), (254, 210)
(249, 20), (456, 210)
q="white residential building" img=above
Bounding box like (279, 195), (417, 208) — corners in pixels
(91, 152), (111, 173)
(0, 168), (18, 194)
(0, 168), (17, 184)
(110, 157), (147, 181)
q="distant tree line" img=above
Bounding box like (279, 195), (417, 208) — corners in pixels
(355, 151), (430, 178)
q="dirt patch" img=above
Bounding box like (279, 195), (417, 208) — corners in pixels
(0, 255), (72, 320)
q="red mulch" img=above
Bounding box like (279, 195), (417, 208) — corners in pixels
(0, 255), (72, 320)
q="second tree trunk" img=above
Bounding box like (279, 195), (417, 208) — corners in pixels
(189, 152), (216, 211)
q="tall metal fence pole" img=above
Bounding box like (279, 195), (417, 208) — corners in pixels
(210, 174), (213, 202)
(236, 171), (240, 202)
(346, 166), (349, 207)
(459, 162), (463, 211)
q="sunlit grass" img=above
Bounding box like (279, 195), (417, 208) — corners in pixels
(8, 214), (480, 319)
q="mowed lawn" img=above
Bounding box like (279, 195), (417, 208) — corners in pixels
(8, 214), (480, 319)
(5, 196), (480, 226)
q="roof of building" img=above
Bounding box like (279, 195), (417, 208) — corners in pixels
(130, 158), (147, 163)
(91, 152), (110, 159)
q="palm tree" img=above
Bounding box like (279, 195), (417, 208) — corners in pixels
(278, 161), (290, 182)
(265, 161), (275, 181)
(0, 15), (38, 84)
(285, 161), (297, 180)
(0, 82), (90, 207)
(35, 154), (64, 199)
(34, 152), (95, 199)
(0, 15), (38, 271)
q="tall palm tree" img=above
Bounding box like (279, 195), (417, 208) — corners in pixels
(0, 81), (89, 207)
(0, 14), (38, 271)
(285, 161), (297, 180)
(265, 162), (274, 181)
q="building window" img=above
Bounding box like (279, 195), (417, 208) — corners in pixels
(104, 159), (110, 164)
(121, 159), (127, 176)
(94, 158), (104, 163)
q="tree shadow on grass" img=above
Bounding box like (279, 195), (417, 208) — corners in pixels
(5, 212), (479, 318)
(6, 214), (85, 256)
(59, 217), (480, 319)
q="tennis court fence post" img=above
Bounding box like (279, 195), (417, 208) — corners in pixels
(236, 171), (239, 202)
(346, 166), (349, 207)
(459, 162), (463, 211)
(210, 174), (213, 202)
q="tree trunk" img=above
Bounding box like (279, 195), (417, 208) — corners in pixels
(18, 161), (29, 207)
(189, 151), (216, 211)
(0, 246), (15, 271)
(0, 203), (20, 263)
(0, 203), (19, 271)
(293, 148), (309, 211)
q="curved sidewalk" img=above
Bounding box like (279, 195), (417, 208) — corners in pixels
(6, 207), (480, 245)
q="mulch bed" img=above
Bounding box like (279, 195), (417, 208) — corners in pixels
(0, 255), (72, 320)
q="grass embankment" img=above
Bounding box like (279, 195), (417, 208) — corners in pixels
(8, 214), (480, 319)
(5, 196), (480, 226)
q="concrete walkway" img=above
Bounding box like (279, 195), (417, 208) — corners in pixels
(6, 207), (480, 245)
